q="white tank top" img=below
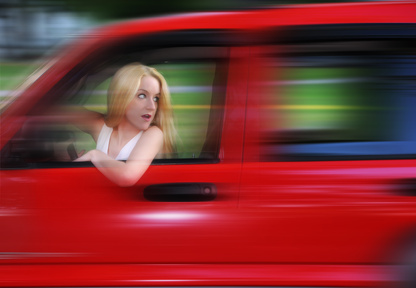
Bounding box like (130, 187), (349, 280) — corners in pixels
(96, 124), (143, 160)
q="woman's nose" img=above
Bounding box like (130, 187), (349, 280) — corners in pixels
(147, 98), (156, 110)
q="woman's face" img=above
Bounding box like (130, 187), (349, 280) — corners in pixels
(125, 75), (160, 131)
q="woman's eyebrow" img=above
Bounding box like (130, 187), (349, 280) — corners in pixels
(138, 89), (161, 96)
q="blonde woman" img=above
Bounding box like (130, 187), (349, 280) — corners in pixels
(75, 63), (176, 187)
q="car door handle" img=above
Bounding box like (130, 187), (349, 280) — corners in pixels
(144, 183), (217, 202)
(395, 178), (416, 196)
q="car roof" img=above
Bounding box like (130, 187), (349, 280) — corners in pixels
(86, 1), (415, 39)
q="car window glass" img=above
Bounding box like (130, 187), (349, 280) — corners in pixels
(82, 62), (217, 159)
(154, 63), (216, 159)
(1, 45), (229, 168)
(261, 25), (416, 161)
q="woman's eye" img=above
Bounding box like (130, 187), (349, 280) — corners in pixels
(138, 94), (146, 99)
(153, 96), (160, 103)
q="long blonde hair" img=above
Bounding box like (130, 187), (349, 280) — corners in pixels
(105, 63), (176, 155)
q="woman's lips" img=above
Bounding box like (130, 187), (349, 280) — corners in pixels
(142, 114), (151, 121)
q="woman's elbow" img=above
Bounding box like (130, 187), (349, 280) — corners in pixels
(116, 179), (136, 187)
(114, 172), (143, 187)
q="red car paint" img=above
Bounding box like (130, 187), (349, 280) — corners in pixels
(1, 2), (416, 287)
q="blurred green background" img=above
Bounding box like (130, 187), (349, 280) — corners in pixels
(0, 0), (344, 101)
(0, 0), (382, 102)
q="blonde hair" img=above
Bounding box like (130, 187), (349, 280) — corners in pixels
(105, 63), (176, 155)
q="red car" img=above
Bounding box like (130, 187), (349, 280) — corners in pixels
(1, 1), (416, 287)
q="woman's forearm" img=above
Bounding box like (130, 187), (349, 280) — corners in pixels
(78, 149), (151, 187)
(74, 127), (163, 187)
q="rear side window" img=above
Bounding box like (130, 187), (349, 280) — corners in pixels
(261, 24), (416, 161)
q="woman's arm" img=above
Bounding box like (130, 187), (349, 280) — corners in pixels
(61, 106), (104, 142)
(75, 126), (163, 187)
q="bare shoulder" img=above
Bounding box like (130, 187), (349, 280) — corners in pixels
(129, 126), (163, 160)
(142, 125), (163, 140)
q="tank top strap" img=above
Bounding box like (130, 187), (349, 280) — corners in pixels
(96, 124), (113, 154)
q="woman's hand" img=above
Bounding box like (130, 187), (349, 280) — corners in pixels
(73, 150), (96, 162)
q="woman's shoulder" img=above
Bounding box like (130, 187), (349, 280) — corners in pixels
(143, 125), (163, 136)
(139, 126), (163, 145)
(129, 126), (163, 159)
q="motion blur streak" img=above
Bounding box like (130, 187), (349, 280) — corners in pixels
(137, 212), (205, 221)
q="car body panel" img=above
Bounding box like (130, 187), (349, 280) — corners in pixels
(0, 264), (396, 287)
(1, 1), (416, 287)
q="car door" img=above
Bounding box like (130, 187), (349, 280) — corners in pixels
(0, 30), (249, 266)
(241, 23), (416, 266)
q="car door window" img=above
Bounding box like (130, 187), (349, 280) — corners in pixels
(81, 62), (218, 159)
(260, 24), (416, 161)
(1, 43), (230, 168)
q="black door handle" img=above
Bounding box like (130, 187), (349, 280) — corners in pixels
(395, 178), (416, 196)
(144, 183), (217, 202)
